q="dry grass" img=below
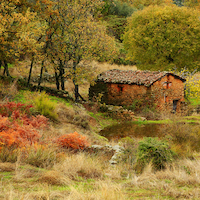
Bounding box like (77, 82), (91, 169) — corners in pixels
(56, 103), (90, 129)
(67, 180), (126, 200)
(1, 155), (200, 199)
(90, 60), (137, 74)
(54, 153), (104, 180)
(0, 162), (15, 172)
(38, 170), (70, 186)
(0, 79), (18, 101)
(124, 159), (200, 199)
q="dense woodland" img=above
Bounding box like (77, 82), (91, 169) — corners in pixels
(1, 0), (200, 100)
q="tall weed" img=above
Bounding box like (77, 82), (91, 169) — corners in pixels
(33, 91), (58, 121)
(164, 123), (200, 158)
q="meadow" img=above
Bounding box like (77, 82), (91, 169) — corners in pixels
(0, 62), (200, 200)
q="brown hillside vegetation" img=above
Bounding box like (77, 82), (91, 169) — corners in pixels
(0, 77), (200, 199)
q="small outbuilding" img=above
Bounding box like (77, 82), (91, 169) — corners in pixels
(89, 69), (186, 112)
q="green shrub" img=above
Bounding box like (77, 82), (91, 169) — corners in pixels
(33, 91), (58, 120)
(135, 137), (175, 172)
(101, 0), (136, 17)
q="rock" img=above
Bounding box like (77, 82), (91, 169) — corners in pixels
(112, 145), (125, 152)
(140, 117), (146, 121)
(109, 160), (117, 164)
(109, 151), (123, 165)
(91, 145), (104, 150)
(88, 144), (125, 165)
(104, 144), (113, 149)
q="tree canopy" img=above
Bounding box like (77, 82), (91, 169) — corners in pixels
(123, 5), (200, 71)
(0, 0), (45, 63)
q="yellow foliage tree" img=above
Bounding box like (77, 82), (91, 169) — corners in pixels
(0, 0), (46, 76)
(122, 0), (173, 8)
(45, 0), (118, 101)
(123, 5), (200, 71)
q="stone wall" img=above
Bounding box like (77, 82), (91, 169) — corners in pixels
(106, 83), (148, 106)
(89, 74), (185, 112)
(150, 75), (185, 112)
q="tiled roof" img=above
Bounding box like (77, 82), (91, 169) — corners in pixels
(97, 69), (186, 86)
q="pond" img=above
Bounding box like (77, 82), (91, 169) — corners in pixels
(99, 122), (170, 141)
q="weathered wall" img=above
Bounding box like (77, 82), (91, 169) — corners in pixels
(150, 75), (185, 112)
(106, 83), (148, 106)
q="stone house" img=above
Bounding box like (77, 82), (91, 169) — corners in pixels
(89, 69), (186, 112)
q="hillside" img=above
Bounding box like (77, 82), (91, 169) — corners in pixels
(0, 69), (200, 199)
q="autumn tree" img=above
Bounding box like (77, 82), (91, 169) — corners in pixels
(0, 0), (46, 77)
(183, 0), (200, 7)
(24, 0), (57, 86)
(123, 5), (200, 71)
(46, 0), (118, 101)
(122, 0), (173, 9)
(67, 20), (118, 101)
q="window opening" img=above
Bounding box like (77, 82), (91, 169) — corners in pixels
(163, 81), (172, 89)
(117, 85), (124, 92)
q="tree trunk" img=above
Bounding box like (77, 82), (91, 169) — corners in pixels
(60, 62), (65, 90)
(73, 60), (79, 102)
(38, 60), (44, 87)
(3, 61), (10, 77)
(55, 70), (60, 90)
(74, 84), (79, 102)
(27, 56), (34, 86)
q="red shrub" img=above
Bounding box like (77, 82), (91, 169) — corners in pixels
(0, 102), (33, 117)
(56, 132), (89, 150)
(21, 115), (48, 129)
(0, 101), (48, 129)
(0, 116), (11, 132)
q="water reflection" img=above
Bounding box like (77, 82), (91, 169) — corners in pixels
(99, 122), (168, 141)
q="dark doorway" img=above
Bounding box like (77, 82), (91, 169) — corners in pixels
(173, 100), (178, 112)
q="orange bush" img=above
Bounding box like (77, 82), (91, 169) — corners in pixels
(20, 115), (48, 129)
(0, 115), (42, 150)
(0, 121), (41, 149)
(56, 132), (89, 150)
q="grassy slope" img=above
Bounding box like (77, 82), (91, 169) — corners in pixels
(0, 64), (200, 199)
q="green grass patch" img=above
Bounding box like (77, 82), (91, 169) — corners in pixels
(88, 112), (118, 129)
(51, 185), (70, 191)
(0, 172), (13, 180)
(8, 63), (14, 68)
(134, 117), (200, 125)
(132, 119), (172, 125)
(49, 96), (73, 107)
(73, 181), (95, 191)
(13, 90), (30, 104)
(189, 98), (200, 106)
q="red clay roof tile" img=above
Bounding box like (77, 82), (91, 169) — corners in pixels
(97, 69), (186, 86)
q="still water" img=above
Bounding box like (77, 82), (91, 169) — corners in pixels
(99, 122), (168, 141)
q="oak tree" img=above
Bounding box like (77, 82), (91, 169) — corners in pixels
(0, 0), (46, 77)
(123, 5), (200, 71)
